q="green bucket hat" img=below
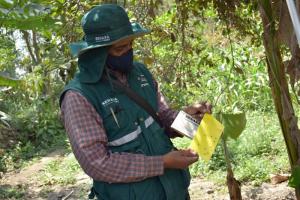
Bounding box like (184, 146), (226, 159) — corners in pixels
(70, 4), (150, 83)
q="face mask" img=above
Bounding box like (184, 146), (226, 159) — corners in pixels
(106, 49), (133, 73)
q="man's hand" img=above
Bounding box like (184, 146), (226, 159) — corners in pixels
(163, 149), (199, 169)
(183, 101), (212, 123)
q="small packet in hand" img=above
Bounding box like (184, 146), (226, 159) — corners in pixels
(171, 111), (199, 139)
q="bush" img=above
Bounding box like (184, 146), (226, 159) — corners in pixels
(0, 95), (67, 172)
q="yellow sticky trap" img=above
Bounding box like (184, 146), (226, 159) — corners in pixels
(189, 113), (224, 161)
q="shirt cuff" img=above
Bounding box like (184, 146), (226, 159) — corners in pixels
(145, 156), (164, 177)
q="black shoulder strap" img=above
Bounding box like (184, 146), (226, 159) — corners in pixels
(109, 78), (164, 128)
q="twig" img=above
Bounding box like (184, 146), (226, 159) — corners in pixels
(62, 190), (74, 200)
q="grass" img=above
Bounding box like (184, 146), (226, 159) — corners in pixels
(173, 111), (290, 185)
(37, 153), (82, 186)
(36, 153), (89, 199)
(0, 133), (69, 173)
(0, 185), (27, 199)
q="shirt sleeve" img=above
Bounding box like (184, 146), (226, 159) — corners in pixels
(153, 80), (182, 138)
(157, 90), (178, 128)
(60, 90), (164, 183)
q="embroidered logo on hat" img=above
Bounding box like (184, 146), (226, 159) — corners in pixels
(95, 35), (110, 42)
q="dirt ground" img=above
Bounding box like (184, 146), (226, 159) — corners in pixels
(0, 149), (297, 200)
(189, 178), (296, 200)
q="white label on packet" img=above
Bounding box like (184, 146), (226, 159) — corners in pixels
(171, 111), (199, 139)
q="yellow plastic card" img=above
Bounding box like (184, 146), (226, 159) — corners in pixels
(189, 114), (224, 161)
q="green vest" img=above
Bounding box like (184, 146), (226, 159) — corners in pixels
(60, 62), (190, 200)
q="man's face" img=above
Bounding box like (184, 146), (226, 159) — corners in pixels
(108, 38), (134, 57)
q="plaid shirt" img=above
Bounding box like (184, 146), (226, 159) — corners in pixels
(60, 73), (178, 183)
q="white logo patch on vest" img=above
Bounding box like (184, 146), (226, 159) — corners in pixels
(102, 97), (119, 107)
(137, 74), (149, 88)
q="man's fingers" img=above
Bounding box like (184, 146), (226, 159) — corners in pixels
(191, 102), (212, 113)
(204, 102), (213, 113)
(184, 106), (198, 115)
(180, 149), (198, 157)
(184, 153), (199, 164)
(178, 150), (199, 166)
(188, 155), (199, 163)
(163, 150), (199, 169)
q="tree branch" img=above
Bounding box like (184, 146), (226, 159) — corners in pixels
(32, 31), (41, 64)
(21, 30), (37, 67)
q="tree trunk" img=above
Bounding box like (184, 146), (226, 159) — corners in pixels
(32, 31), (41, 64)
(222, 138), (242, 200)
(259, 1), (300, 199)
(227, 170), (242, 200)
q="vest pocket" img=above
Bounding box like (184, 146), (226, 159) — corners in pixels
(132, 177), (166, 200)
(181, 168), (191, 188)
(147, 122), (173, 155)
(102, 105), (127, 133)
(105, 183), (135, 200)
(159, 168), (190, 200)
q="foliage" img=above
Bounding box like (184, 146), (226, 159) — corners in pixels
(0, 33), (17, 76)
(0, 1), (55, 30)
(0, 134), (68, 173)
(0, 84), (18, 128)
(1, 141), (36, 171)
(0, 75), (22, 87)
(0, 185), (26, 199)
(129, 1), (271, 112)
(0, 95), (67, 172)
(0, 133), (67, 173)
(0, 0), (273, 121)
(219, 113), (246, 140)
(15, 104), (65, 147)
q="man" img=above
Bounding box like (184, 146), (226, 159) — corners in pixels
(60, 4), (211, 200)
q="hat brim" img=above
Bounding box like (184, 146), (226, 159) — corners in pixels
(70, 22), (150, 57)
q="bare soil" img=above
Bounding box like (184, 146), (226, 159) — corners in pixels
(0, 149), (297, 200)
(189, 178), (296, 200)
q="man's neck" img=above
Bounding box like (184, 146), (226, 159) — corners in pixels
(108, 68), (128, 84)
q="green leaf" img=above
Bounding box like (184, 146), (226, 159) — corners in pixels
(0, 15), (58, 30)
(0, 0), (14, 9)
(0, 75), (22, 87)
(56, 0), (64, 4)
(0, 2), (59, 30)
(288, 166), (300, 188)
(220, 112), (246, 140)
